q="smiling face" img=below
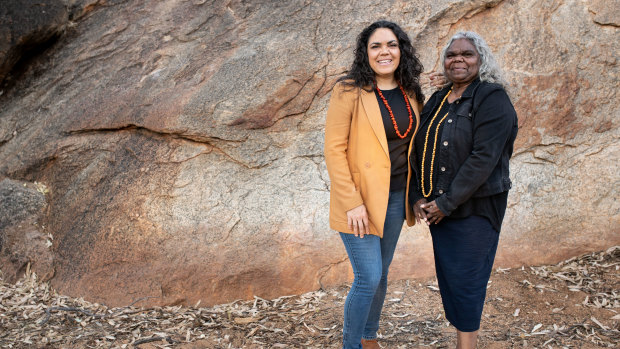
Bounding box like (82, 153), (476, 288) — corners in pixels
(367, 28), (400, 81)
(444, 38), (480, 86)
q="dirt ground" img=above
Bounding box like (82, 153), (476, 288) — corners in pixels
(1, 247), (618, 348)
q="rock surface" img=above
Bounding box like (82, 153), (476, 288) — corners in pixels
(0, 179), (53, 282)
(0, 0), (68, 85)
(0, 0), (618, 306)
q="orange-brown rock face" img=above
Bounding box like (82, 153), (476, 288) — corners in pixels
(0, 0), (618, 306)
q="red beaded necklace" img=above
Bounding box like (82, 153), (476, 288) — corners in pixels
(375, 84), (414, 139)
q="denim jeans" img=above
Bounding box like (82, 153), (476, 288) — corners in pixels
(339, 190), (406, 349)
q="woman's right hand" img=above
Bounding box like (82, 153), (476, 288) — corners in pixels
(347, 204), (370, 238)
(428, 71), (448, 89)
(413, 198), (429, 225)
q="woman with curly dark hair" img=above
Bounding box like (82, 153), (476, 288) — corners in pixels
(324, 20), (442, 349)
(338, 21), (425, 102)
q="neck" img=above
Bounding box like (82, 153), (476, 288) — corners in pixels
(375, 75), (398, 90)
(451, 82), (471, 97)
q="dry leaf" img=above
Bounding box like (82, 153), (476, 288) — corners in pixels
(234, 316), (261, 324)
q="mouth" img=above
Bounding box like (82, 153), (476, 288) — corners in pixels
(377, 59), (392, 65)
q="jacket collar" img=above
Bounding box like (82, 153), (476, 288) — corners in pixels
(458, 77), (481, 100)
(423, 77), (481, 122)
(360, 87), (390, 157)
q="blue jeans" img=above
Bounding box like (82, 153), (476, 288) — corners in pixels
(339, 190), (406, 349)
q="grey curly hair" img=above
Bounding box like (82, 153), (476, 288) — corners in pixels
(440, 31), (507, 87)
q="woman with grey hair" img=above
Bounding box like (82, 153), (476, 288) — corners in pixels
(409, 31), (518, 348)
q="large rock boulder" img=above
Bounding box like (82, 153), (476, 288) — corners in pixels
(0, 0), (618, 306)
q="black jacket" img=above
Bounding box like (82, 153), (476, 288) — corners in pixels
(409, 78), (518, 217)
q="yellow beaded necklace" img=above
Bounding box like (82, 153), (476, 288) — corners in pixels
(421, 88), (452, 198)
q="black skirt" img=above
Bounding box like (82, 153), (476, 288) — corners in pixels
(430, 215), (499, 332)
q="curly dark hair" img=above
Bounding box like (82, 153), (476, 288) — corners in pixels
(338, 20), (424, 103)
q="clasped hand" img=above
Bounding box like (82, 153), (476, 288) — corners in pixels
(413, 199), (445, 225)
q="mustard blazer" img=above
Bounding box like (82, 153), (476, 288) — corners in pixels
(324, 82), (422, 238)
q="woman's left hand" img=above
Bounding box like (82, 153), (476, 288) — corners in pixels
(421, 200), (445, 224)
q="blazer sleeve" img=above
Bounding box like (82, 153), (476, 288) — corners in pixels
(324, 83), (364, 212)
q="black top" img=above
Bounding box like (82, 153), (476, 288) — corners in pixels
(374, 87), (413, 192)
(410, 79), (518, 232)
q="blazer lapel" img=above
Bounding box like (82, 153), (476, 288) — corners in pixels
(360, 88), (390, 158)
